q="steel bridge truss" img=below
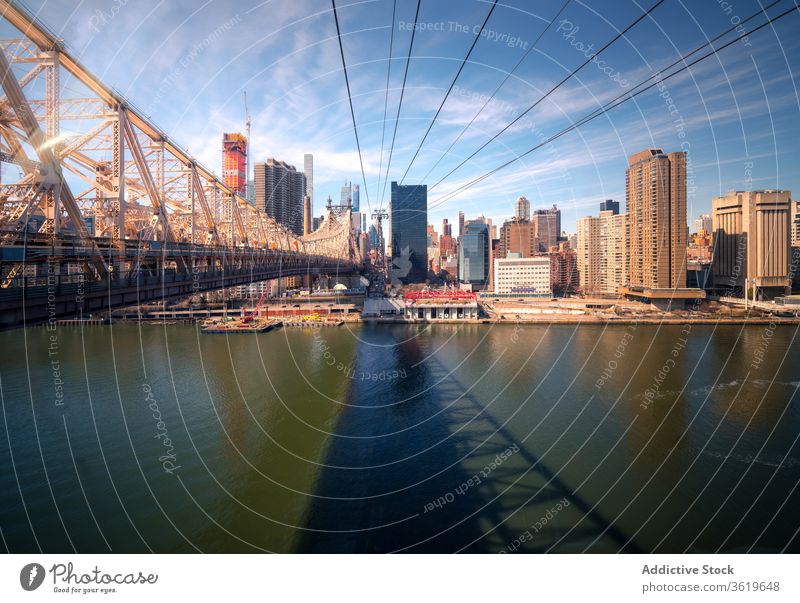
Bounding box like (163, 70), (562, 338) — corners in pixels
(0, 0), (361, 289)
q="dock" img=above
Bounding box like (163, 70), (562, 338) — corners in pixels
(48, 318), (108, 326)
(282, 319), (345, 327)
(200, 319), (282, 334)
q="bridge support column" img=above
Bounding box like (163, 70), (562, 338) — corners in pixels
(111, 109), (126, 276)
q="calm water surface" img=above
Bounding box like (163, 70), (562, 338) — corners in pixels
(0, 322), (798, 553)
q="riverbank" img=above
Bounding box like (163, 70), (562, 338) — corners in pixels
(61, 314), (800, 328)
(367, 315), (800, 326)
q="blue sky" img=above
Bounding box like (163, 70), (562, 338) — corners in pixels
(9, 0), (800, 233)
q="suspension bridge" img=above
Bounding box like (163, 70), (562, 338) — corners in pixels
(0, 0), (365, 327)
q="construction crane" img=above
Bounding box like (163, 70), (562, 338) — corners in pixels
(243, 91), (251, 202)
(241, 283), (270, 323)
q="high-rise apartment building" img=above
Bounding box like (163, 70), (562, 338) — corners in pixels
(390, 182), (428, 284)
(515, 196), (530, 221)
(578, 209), (629, 294)
(427, 224), (437, 246)
(499, 219), (537, 258)
(567, 232), (577, 250)
(440, 234), (456, 258)
(599, 211), (629, 294)
(459, 220), (490, 290)
(626, 148), (687, 289)
(549, 244), (579, 295)
(576, 216), (600, 292)
(458, 211), (465, 238)
(693, 213), (712, 235)
(254, 158), (306, 235)
(489, 238), (500, 292)
(712, 190), (792, 296)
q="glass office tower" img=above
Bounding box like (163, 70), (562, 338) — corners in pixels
(458, 221), (490, 290)
(390, 181), (428, 284)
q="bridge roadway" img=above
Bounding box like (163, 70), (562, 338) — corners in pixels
(0, 234), (361, 328)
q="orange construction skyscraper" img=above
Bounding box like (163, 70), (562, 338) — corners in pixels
(222, 132), (247, 197)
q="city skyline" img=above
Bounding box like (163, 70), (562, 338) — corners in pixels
(11, 0), (798, 233)
(0, 0), (799, 570)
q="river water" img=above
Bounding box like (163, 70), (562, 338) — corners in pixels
(0, 322), (798, 553)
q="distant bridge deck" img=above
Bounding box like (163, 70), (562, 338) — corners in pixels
(0, 235), (360, 328)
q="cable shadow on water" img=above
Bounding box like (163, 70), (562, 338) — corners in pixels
(298, 324), (641, 553)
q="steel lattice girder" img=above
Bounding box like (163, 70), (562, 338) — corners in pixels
(0, 0), (360, 284)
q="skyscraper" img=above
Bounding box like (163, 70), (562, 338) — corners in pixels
(459, 220), (490, 290)
(576, 215), (600, 291)
(247, 180), (255, 205)
(442, 218), (452, 237)
(515, 196), (530, 221)
(390, 182), (428, 284)
(351, 212), (363, 236)
(792, 200), (800, 247)
(599, 210), (629, 294)
(222, 132), (247, 197)
(712, 190), (792, 296)
(486, 217), (497, 241)
(532, 205), (561, 252)
(440, 234), (456, 258)
(693, 213), (712, 234)
(255, 158), (307, 235)
(567, 232), (577, 250)
(369, 223), (380, 251)
(351, 184), (360, 212)
(340, 181), (352, 206)
(458, 211), (465, 238)
(600, 199), (619, 214)
(489, 237), (500, 292)
(303, 195), (312, 235)
(576, 209), (628, 294)
(626, 148), (687, 289)
(427, 224), (438, 246)
(303, 153), (313, 204)
(358, 231), (370, 259)
(499, 219), (537, 258)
